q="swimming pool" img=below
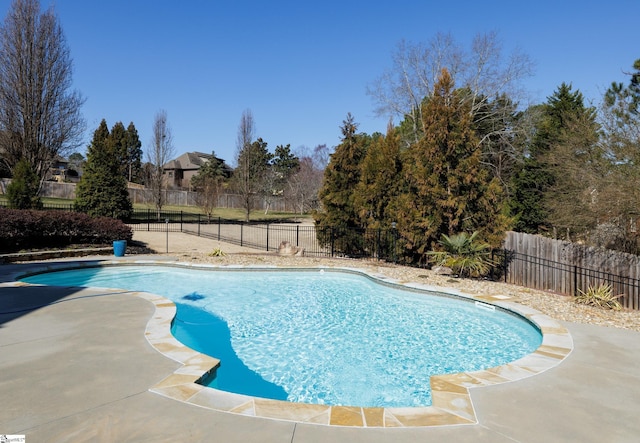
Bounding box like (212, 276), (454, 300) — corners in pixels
(22, 265), (542, 408)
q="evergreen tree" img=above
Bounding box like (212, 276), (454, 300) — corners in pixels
(605, 58), (640, 119)
(125, 122), (143, 183)
(353, 122), (402, 229)
(509, 84), (591, 233)
(543, 104), (601, 235)
(509, 157), (553, 233)
(6, 157), (42, 209)
(233, 137), (272, 221)
(74, 119), (132, 219)
(67, 152), (85, 175)
(109, 121), (128, 176)
(259, 144), (299, 214)
(392, 69), (510, 262)
(271, 144), (300, 189)
(316, 113), (369, 231)
(191, 151), (227, 220)
(596, 59), (640, 251)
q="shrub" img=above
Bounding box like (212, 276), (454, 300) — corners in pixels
(0, 208), (132, 253)
(575, 284), (623, 310)
(427, 231), (494, 278)
(6, 159), (42, 209)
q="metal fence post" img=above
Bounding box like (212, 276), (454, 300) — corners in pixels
(165, 218), (169, 253)
(266, 223), (270, 252)
(504, 249), (508, 283)
(217, 217), (221, 241)
(147, 208), (150, 232)
(296, 225), (300, 246)
(574, 265), (578, 296)
(197, 214), (201, 236)
(240, 223), (244, 247)
(331, 228), (335, 257)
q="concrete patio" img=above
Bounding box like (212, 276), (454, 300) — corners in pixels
(1, 252), (640, 442)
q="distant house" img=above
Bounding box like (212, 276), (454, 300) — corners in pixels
(162, 152), (231, 189)
(47, 155), (69, 183)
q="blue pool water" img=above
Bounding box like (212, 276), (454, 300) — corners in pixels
(22, 265), (542, 407)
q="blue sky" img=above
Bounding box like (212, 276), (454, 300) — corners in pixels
(1, 0), (637, 165)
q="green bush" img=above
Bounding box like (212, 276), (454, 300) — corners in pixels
(427, 231), (494, 278)
(6, 159), (42, 209)
(0, 208), (132, 253)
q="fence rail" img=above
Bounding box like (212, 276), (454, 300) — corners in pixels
(504, 232), (640, 310)
(0, 178), (294, 211)
(128, 211), (400, 260)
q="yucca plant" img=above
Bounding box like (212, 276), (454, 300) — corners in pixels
(575, 283), (623, 310)
(427, 231), (494, 278)
(208, 248), (226, 257)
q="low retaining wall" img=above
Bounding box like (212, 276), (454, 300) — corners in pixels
(0, 247), (113, 263)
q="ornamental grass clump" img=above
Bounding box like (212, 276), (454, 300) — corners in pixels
(575, 283), (623, 310)
(208, 248), (226, 257)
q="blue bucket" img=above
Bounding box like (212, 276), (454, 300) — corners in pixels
(113, 240), (127, 257)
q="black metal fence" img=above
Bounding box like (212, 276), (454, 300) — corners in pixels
(126, 210), (401, 260)
(4, 202), (640, 309)
(504, 250), (640, 310)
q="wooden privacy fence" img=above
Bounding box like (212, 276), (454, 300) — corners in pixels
(504, 231), (640, 310)
(0, 180), (293, 211)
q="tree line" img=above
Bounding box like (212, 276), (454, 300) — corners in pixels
(214, 108), (326, 222)
(316, 34), (640, 261)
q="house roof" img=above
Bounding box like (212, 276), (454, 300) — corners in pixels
(163, 152), (214, 171)
(163, 152), (231, 174)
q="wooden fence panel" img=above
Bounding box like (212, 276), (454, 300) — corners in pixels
(0, 180), (295, 212)
(504, 231), (640, 309)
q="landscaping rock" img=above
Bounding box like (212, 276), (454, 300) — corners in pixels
(277, 241), (305, 257)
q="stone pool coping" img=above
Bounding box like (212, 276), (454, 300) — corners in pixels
(14, 259), (573, 428)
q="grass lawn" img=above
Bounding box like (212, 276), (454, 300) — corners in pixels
(0, 195), (311, 222)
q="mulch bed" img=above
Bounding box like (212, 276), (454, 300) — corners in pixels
(0, 240), (156, 263)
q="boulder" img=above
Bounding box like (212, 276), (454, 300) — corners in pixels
(277, 240), (305, 257)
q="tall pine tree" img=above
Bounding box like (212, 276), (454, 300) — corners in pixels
(510, 83), (593, 233)
(353, 122), (402, 229)
(125, 122), (143, 183)
(316, 113), (369, 231)
(392, 69), (510, 262)
(74, 119), (132, 219)
(315, 113), (371, 254)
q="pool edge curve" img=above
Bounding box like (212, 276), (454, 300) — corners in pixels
(15, 259), (573, 428)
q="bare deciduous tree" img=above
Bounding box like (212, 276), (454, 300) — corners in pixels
(146, 109), (175, 218)
(311, 143), (331, 170)
(233, 109), (269, 222)
(286, 154), (323, 215)
(0, 0), (85, 184)
(368, 34), (462, 145)
(235, 108), (255, 163)
(367, 31), (534, 155)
